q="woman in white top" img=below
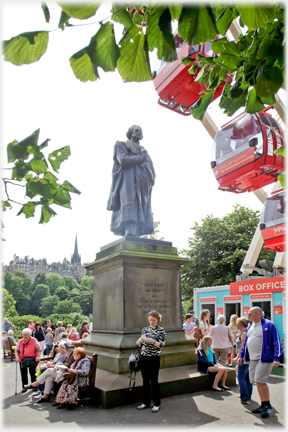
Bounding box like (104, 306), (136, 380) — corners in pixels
(199, 309), (212, 338)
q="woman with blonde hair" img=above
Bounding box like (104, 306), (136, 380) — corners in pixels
(228, 314), (240, 367)
(197, 335), (230, 392)
(199, 309), (212, 338)
(136, 310), (166, 412)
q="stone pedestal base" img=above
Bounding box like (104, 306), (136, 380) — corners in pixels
(85, 237), (192, 374)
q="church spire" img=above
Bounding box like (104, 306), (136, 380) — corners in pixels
(71, 235), (81, 264)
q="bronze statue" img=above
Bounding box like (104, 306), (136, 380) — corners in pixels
(107, 125), (155, 236)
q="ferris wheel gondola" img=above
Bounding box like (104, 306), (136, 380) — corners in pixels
(210, 108), (286, 193)
(260, 189), (286, 252)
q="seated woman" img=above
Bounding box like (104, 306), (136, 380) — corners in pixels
(197, 335), (230, 392)
(53, 347), (91, 410)
(24, 341), (69, 402)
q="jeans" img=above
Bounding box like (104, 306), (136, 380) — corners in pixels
(45, 345), (53, 356)
(140, 356), (161, 407)
(237, 363), (253, 402)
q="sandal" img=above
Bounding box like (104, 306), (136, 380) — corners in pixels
(24, 384), (35, 389)
(151, 406), (160, 413)
(137, 404), (148, 410)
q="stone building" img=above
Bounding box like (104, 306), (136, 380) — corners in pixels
(3, 235), (92, 282)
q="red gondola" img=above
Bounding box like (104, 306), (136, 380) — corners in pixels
(260, 189), (286, 252)
(153, 35), (229, 116)
(211, 108), (286, 193)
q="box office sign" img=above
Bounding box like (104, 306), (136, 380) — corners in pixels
(230, 277), (286, 296)
(200, 297), (216, 303)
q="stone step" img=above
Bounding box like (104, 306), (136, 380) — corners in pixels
(93, 364), (236, 408)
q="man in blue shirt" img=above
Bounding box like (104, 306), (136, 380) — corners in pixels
(238, 306), (282, 418)
(2, 318), (13, 333)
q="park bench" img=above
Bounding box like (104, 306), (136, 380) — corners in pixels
(2, 337), (16, 362)
(62, 353), (98, 407)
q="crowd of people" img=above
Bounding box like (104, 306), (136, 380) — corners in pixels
(2, 308), (282, 418)
(183, 307), (282, 418)
(2, 317), (93, 410)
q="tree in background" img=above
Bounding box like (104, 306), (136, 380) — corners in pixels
(32, 273), (47, 290)
(2, 288), (18, 318)
(181, 204), (275, 301)
(39, 294), (60, 317)
(3, 272), (32, 315)
(54, 286), (70, 301)
(31, 283), (50, 316)
(45, 273), (66, 295)
(53, 298), (82, 315)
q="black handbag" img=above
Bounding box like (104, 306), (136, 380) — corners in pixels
(21, 357), (36, 368)
(128, 346), (142, 390)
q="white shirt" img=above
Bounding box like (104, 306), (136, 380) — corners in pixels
(199, 320), (210, 335)
(247, 322), (263, 360)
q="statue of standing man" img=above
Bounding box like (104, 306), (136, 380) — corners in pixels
(107, 125), (155, 237)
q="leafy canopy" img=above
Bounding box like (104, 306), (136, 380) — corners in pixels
(181, 204), (276, 300)
(2, 3), (285, 121)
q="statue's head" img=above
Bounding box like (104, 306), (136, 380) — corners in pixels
(126, 125), (143, 141)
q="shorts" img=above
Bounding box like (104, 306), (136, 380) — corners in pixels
(249, 359), (274, 384)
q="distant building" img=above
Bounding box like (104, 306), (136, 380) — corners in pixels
(2, 235), (92, 282)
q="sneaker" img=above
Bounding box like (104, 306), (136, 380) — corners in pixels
(21, 388), (27, 393)
(252, 405), (264, 414)
(260, 405), (272, 418)
(33, 390), (42, 398)
(137, 404), (148, 410)
(241, 401), (250, 404)
(151, 406), (160, 413)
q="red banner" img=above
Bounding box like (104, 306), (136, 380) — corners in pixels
(200, 297), (216, 302)
(243, 307), (250, 315)
(217, 308), (223, 315)
(251, 294), (271, 299)
(230, 277), (286, 295)
(224, 296), (241, 301)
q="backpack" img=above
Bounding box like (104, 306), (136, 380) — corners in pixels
(128, 346), (142, 390)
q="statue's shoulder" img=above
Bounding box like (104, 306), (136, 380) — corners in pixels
(115, 140), (128, 148)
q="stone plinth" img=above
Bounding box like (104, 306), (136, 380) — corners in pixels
(84, 237), (195, 374)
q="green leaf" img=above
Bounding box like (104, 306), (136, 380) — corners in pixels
(2, 201), (12, 212)
(146, 6), (177, 62)
(216, 6), (235, 36)
(43, 171), (58, 183)
(178, 5), (218, 45)
(48, 146), (71, 173)
(182, 56), (197, 66)
(58, 10), (71, 30)
(17, 201), (38, 219)
(246, 88), (265, 113)
(3, 31), (49, 65)
(274, 146), (286, 158)
(70, 48), (99, 82)
(215, 51), (243, 72)
(117, 25), (152, 82)
(277, 173), (286, 189)
(30, 158), (48, 174)
(61, 180), (81, 195)
(39, 204), (57, 224)
(190, 90), (214, 121)
(7, 129), (40, 163)
(256, 66), (283, 98)
(57, 3), (100, 20)
(41, 2), (50, 23)
(11, 161), (32, 181)
(168, 4), (182, 21)
(89, 22), (120, 72)
(260, 94), (276, 105)
(236, 5), (275, 30)
(50, 189), (71, 208)
(112, 4), (133, 28)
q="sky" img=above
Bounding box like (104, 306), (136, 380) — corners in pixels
(1, 1), (286, 269)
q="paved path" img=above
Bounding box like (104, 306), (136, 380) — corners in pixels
(2, 359), (285, 429)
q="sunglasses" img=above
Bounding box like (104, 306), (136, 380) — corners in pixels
(149, 311), (159, 316)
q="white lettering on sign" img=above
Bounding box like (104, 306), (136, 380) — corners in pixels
(231, 277), (286, 296)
